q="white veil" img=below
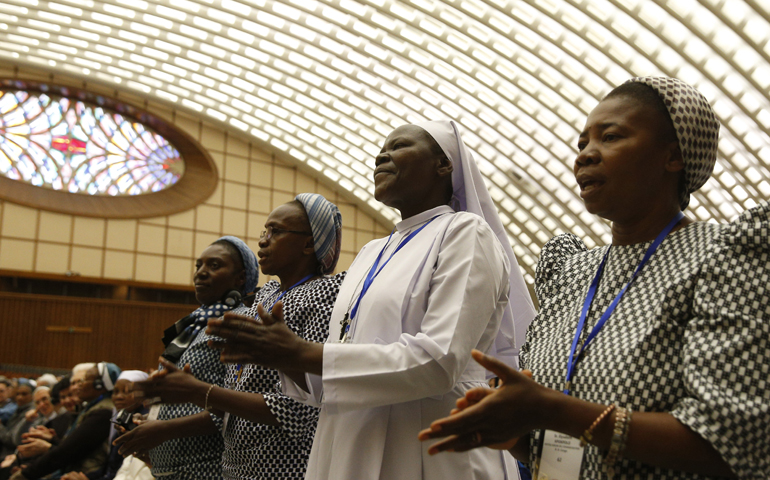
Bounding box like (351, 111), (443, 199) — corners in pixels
(416, 120), (537, 369)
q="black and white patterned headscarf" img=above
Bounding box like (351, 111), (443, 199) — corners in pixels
(625, 77), (720, 210)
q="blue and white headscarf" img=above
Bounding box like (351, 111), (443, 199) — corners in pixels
(295, 193), (343, 274)
(216, 235), (258, 294)
(161, 301), (236, 364)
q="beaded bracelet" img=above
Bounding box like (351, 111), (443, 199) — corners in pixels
(580, 404), (616, 447)
(603, 406), (632, 479)
(204, 384), (216, 411)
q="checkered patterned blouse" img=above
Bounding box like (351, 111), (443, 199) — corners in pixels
(520, 202), (770, 479)
(149, 314), (227, 480)
(221, 273), (345, 480)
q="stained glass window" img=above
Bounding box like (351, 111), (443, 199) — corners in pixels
(0, 90), (184, 196)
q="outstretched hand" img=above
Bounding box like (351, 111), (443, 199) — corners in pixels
(206, 302), (308, 370)
(133, 358), (203, 405)
(113, 420), (168, 457)
(418, 349), (547, 454)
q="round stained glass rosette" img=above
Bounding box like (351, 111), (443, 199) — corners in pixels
(0, 90), (184, 196)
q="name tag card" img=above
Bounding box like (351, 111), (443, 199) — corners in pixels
(221, 412), (230, 437)
(147, 404), (160, 421)
(536, 430), (584, 480)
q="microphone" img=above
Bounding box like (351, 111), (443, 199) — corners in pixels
(224, 290), (242, 307)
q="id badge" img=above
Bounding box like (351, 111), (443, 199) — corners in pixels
(222, 412), (230, 437)
(536, 430), (584, 480)
(147, 404), (160, 421)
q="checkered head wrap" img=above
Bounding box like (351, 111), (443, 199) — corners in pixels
(625, 77), (720, 210)
(295, 193), (343, 274)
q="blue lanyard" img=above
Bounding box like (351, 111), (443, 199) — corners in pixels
(564, 212), (684, 395)
(267, 273), (315, 311)
(236, 273), (315, 381)
(341, 215), (440, 339)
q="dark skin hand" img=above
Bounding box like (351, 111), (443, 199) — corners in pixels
(418, 350), (736, 478)
(133, 357), (279, 426)
(113, 411), (217, 457)
(114, 362), (219, 456)
(132, 359), (202, 405)
(207, 301), (324, 376)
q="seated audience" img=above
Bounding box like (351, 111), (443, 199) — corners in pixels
(0, 379), (16, 425)
(0, 381), (34, 457)
(125, 194), (345, 480)
(60, 370), (150, 480)
(419, 77), (770, 479)
(15, 376), (79, 467)
(10, 363), (121, 480)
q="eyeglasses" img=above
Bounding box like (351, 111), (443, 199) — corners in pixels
(260, 226), (312, 240)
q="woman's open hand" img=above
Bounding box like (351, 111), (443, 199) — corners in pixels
(132, 358), (206, 405)
(113, 420), (169, 457)
(418, 349), (550, 454)
(206, 302), (310, 371)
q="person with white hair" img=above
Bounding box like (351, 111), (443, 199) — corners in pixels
(34, 376), (58, 389)
(26, 387), (57, 428)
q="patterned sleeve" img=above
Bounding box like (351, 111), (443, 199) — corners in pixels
(534, 233), (586, 304)
(671, 201), (770, 478)
(521, 234), (586, 370)
(262, 272), (346, 439)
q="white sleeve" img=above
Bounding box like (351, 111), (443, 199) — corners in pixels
(321, 216), (510, 414)
(279, 371), (324, 407)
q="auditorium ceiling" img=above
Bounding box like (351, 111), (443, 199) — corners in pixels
(1, 0), (768, 282)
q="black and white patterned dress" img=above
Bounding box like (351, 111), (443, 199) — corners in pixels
(221, 273), (345, 480)
(150, 320), (227, 479)
(520, 202), (770, 479)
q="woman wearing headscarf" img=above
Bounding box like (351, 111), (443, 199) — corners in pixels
(114, 236), (258, 480)
(420, 78), (770, 479)
(208, 121), (536, 479)
(127, 195), (345, 480)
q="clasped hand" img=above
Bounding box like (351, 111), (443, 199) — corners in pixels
(206, 301), (305, 370)
(418, 349), (546, 454)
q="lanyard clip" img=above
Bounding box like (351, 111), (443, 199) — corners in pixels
(339, 313), (350, 341)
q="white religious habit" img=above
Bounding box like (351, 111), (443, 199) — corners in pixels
(282, 205), (521, 480)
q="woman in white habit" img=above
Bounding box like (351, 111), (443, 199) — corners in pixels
(208, 120), (536, 480)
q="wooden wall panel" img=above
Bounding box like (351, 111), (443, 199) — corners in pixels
(0, 292), (195, 371)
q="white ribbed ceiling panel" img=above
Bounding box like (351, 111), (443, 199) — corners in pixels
(1, 0), (768, 283)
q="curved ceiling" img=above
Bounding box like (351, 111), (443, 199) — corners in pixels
(1, 0), (768, 283)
